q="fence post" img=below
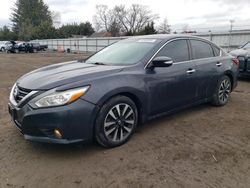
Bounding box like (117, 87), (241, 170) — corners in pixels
(96, 38), (98, 52)
(86, 39), (88, 53)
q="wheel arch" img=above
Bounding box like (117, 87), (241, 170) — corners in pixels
(96, 89), (147, 125)
(224, 70), (234, 91)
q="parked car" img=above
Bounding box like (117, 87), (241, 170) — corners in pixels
(8, 35), (239, 148)
(6, 42), (33, 53)
(0, 41), (12, 52)
(230, 41), (250, 77)
(30, 42), (48, 52)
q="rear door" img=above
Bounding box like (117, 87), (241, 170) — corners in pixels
(146, 39), (198, 115)
(189, 39), (222, 100)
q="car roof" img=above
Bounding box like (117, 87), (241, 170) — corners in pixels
(130, 34), (209, 42)
(126, 34), (220, 49)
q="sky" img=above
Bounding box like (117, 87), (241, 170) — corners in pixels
(0, 0), (250, 32)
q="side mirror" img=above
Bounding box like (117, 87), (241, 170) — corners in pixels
(150, 56), (173, 68)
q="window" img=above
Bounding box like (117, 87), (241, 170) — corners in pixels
(212, 45), (221, 56)
(155, 40), (189, 62)
(190, 40), (214, 59)
(86, 39), (160, 65)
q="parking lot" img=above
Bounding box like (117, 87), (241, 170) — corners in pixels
(0, 53), (250, 188)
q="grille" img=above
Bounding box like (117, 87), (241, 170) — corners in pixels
(13, 86), (31, 103)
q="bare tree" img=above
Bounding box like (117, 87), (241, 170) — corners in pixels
(93, 4), (159, 36)
(158, 18), (171, 34)
(93, 5), (121, 36)
(114, 4), (159, 35)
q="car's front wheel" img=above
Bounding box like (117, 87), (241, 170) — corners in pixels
(212, 75), (232, 106)
(95, 96), (138, 148)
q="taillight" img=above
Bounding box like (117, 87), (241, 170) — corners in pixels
(232, 58), (239, 68)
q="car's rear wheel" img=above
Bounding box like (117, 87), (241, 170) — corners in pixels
(95, 96), (138, 148)
(15, 49), (19, 53)
(212, 75), (231, 106)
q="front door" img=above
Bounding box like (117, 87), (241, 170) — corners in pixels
(145, 39), (198, 115)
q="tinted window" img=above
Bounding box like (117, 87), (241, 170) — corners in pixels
(212, 45), (220, 56)
(190, 40), (214, 59)
(156, 40), (189, 62)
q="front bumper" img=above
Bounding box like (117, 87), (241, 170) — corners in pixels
(8, 98), (98, 144)
(24, 135), (84, 144)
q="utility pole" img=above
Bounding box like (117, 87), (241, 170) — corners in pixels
(228, 19), (235, 52)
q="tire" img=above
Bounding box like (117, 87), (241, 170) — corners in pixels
(95, 96), (138, 148)
(211, 75), (232, 106)
(1, 47), (4, 52)
(15, 49), (19, 53)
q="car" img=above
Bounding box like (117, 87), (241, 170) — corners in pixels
(230, 41), (250, 77)
(0, 41), (12, 52)
(6, 42), (33, 53)
(30, 43), (48, 52)
(8, 35), (239, 148)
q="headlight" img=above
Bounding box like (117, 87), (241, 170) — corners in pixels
(34, 86), (89, 108)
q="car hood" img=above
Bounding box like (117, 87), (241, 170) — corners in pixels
(230, 48), (250, 57)
(17, 61), (123, 90)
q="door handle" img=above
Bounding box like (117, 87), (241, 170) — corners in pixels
(186, 69), (196, 74)
(216, 62), (222, 67)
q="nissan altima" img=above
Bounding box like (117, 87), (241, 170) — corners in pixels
(8, 35), (239, 148)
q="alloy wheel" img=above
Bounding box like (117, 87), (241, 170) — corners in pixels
(219, 79), (231, 103)
(104, 103), (135, 142)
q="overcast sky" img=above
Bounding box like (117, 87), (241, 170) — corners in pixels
(0, 0), (250, 32)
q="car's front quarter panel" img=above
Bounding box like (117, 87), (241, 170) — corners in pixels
(78, 67), (149, 119)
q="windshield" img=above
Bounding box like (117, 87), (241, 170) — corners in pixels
(85, 39), (160, 65)
(243, 42), (250, 49)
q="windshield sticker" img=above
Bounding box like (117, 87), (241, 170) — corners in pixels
(137, 39), (157, 43)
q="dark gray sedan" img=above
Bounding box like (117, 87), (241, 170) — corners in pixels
(8, 35), (239, 148)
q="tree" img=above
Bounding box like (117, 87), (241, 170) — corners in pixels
(93, 5), (121, 36)
(79, 22), (95, 36)
(0, 26), (18, 41)
(158, 18), (171, 34)
(18, 19), (34, 41)
(58, 22), (94, 38)
(138, 22), (157, 35)
(114, 4), (159, 35)
(93, 4), (158, 36)
(32, 21), (57, 39)
(10, 0), (52, 39)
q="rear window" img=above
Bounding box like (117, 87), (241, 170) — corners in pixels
(212, 46), (221, 56)
(190, 40), (214, 59)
